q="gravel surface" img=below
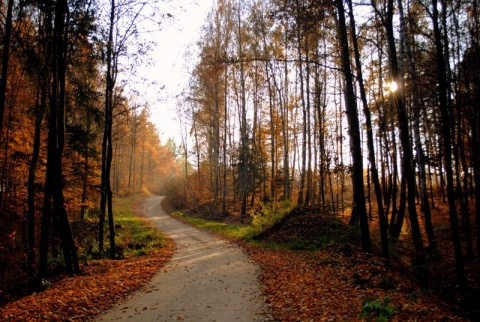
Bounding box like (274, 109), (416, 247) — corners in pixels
(96, 196), (268, 322)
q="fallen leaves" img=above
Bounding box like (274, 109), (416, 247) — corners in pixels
(245, 244), (466, 321)
(0, 241), (174, 321)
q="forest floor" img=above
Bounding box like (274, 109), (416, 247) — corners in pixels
(243, 217), (475, 321)
(0, 195), (477, 321)
(0, 243), (175, 321)
(176, 204), (476, 321)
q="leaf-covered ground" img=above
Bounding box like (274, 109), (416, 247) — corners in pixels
(0, 243), (174, 321)
(0, 204), (473, 321)
(246, 209), (470, 321)
(246, 245), (465, 321)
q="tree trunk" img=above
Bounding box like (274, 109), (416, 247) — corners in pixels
(383, 0), (427, 286)
(39, 0), (80, 284)
(81, 101), (92, 220)
(335, 0), (371, 252)
(100, 0), (116, 258)
(296, 0), (307, 205)
(0, 0), (14, 145)
(347, 0), (388, 259)
(431, 0), (466, 287)
(27, 87), (45, 290)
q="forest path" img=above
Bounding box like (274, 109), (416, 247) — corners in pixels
(96, 196), (268, 322)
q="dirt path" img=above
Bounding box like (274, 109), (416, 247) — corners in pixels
(96, 196), (268, 322)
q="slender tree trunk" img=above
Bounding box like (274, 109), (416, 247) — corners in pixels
(0, 0), (14, 144)
(383, 0), (427, 286)
(38, 1), (55, 287)
(335, 0), (371, 252)
(81, 102), (92, 220)
(347, 0), (388, 259)
(470, 0), (480, 262)
(296, 1), (307, 205)
(222, 66), (228, 215)
(305, 42), (312, 206)
(237, 8), (248, 217)
(431, 0), (466, 287)
(265, 60), (276, 201)
(100, 0), (116, 257)
(27, 87), (45, 290)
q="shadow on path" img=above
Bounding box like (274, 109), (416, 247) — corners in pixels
(96, 196), (268, 322)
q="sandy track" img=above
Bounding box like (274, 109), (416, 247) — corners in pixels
(96, 196), (268, 322)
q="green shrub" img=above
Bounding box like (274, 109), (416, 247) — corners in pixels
(251, 200), (292, 232)
(360, 296), (396, 322)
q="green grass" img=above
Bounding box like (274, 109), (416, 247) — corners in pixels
(169, 208), (360, 252)
(112, 193), (168, 257)
(79, 193), (167, 259)
(171, 211), (259, 240)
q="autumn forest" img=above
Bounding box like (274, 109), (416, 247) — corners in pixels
(176, 0), (479, 287)
(0, 0), (479, 320)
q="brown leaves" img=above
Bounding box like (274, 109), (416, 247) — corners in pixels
(0, 242), (174, 321)
(246, 245), (465, 321)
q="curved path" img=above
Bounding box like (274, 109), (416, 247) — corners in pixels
(96, 196), (268, 322)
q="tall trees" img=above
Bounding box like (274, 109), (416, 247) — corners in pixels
(347, 0), (388, 259)
(179, 0), (480, 291)
(38, 0), (80, 282)
(430, 0), (466, 287)
(98, 0), (148, 258)
(380, 0), (427, 285)
(335, 0), (371, 252)
(0, 0), (177, 295)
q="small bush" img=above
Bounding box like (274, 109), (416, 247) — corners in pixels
(251, 200), (292, 232)
(360, 296), (396, 322)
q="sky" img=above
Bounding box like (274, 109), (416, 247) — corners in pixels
(132, 1), (214, 145)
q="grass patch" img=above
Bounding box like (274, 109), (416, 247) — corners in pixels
(171, 211), (259, 240)
(76, 192), (168, 260)
(168, 208), (360, 253)
(113, 193), (168, 258)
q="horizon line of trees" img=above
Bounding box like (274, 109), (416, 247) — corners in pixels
(175, 0), (480, 289)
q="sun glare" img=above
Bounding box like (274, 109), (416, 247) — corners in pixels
(388, 81), (398, 93)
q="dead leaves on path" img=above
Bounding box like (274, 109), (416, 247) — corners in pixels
(246, 245), (465, 321)
(0, 242), (174, 321)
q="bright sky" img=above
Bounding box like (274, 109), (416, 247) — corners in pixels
(137, 1), (214, 145)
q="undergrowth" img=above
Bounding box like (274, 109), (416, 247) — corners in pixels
(171, 211), (258, 240)
(74, 192), (167, 262)
(251, 200), (292, 232)
(170, 201), (357, 252)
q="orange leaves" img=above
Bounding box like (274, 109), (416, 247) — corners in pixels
(0, 242), (174, 321)
(246, 246), (464, 321)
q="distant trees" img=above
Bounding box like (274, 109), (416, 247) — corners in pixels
(0, 0), (178, 295)
(179, 0), (480, 289)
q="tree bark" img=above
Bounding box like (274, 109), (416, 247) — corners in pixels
(347, 0), (388, 259)
(335, 0), (371, 252)
(431, 0), (466, 287)
(39, 0), (80, 284)
(0, 0), (14, 143)
(383, 0), (427, 286)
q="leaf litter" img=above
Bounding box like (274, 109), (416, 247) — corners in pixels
(0, 207), (472, 321)
(0, 242), (174, 321)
